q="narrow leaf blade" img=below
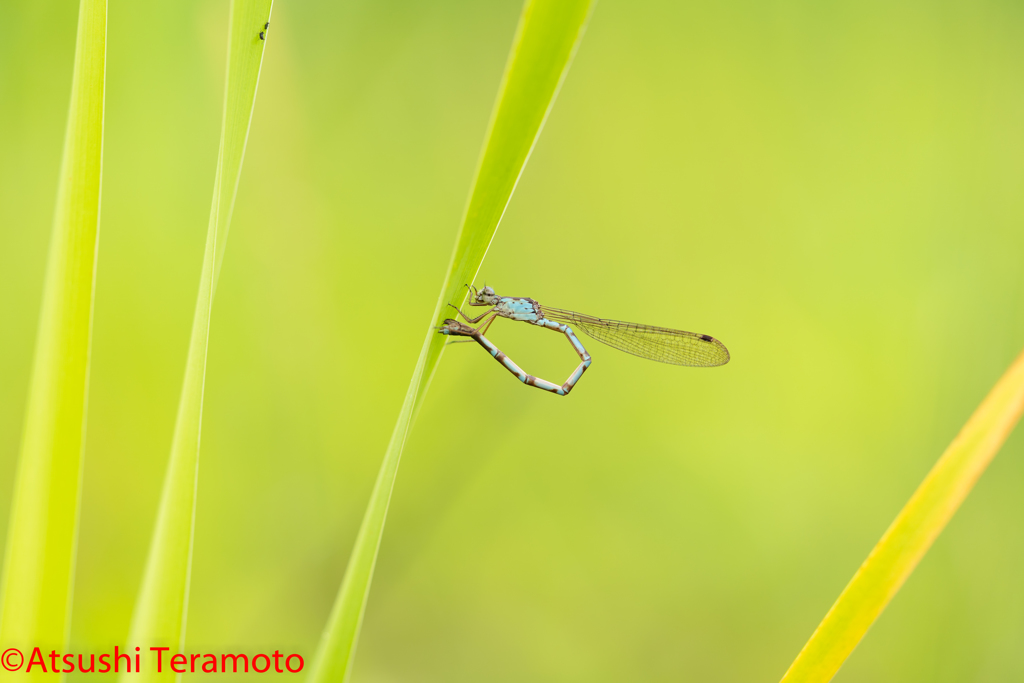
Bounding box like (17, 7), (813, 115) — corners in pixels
(308, 2), (596, 681)
(122, 2), (272, 678)
(0, 0), (106, 675)
(780, 349), (1024, 683)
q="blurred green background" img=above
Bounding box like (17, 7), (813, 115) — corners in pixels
(3, 0), (1024, 681)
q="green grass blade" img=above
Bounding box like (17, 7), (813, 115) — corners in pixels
(308, 1), (595, 680)
(123, 1), (272, 677)
(780, 350), (1024, 683)
(0, 0), (105, 673)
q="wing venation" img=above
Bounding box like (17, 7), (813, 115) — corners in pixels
(540, 305), (730, 367)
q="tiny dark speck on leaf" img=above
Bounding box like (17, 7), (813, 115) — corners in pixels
(259, 31), (265, 40)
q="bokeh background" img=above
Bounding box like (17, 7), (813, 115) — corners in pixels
(3, 0), (1024, 681)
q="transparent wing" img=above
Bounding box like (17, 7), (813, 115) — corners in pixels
(540, 305), (730, 367)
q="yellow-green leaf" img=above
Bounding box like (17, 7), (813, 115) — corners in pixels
(0, 0), (106, 677)
(780, 349), (1024, 683)
(122, 2), (272, 679)
(307, 1), (596, 681)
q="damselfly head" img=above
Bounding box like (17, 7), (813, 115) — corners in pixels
(474, 285), (499, 305)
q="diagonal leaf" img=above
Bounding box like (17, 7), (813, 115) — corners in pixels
(307, 1), (596, 681)
(0, 0), (106, 676)
(122, 2), (272, 678)
(780, 349), (1024, 683)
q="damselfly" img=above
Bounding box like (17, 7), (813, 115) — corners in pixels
(438, 286), (729, 396)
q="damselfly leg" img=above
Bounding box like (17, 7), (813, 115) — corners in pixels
(443, 310), (499, 345)
(447, 302), (494, 324)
